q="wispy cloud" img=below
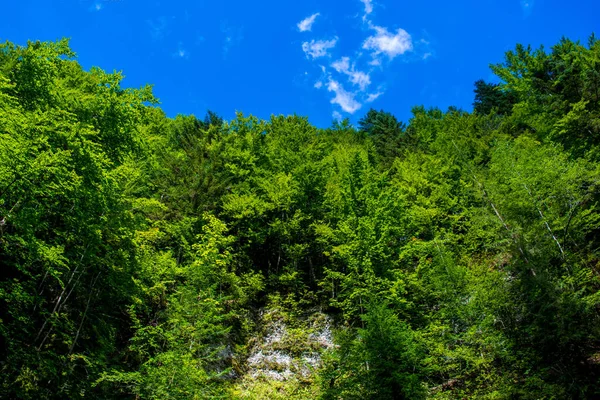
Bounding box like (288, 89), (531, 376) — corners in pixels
(221, 21), (244, 58)
(147, 16), (173, 41)
(331, 57), (351, 73)
(89, 2), (103, 12)
(297, 13), (320, 32)
(332, 111), (343, 121)
(520, 0), (535, 16)
(363, 24), (413, 61)
(297, 0), (429, 115)
(413, 37), (435, 61)
(360, 0), (374, 16)
(327, 79), (362, 114)
(331, 57), (371, 90)
(172, 42), (190, 59)
(302, 38), (338, 59)
(366, 92), (383, 102)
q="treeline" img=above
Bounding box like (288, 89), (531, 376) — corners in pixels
(0, 35), (599, 399)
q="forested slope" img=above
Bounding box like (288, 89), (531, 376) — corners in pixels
(1, 36), (599, 399)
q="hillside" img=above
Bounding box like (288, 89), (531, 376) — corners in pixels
(1, 36), (600, 399)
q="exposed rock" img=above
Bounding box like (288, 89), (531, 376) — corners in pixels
(243, 308), (334, 382)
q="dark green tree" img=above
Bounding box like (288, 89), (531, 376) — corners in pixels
(358, 108), (407, 165)
(472, 79), (516, 116)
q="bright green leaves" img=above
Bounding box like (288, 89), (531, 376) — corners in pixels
(0, 38), (75, 110)
(0, 38), (154, 399)
(321, 303), (424, 400)
(481, 136), (600, 383)
(491, 35), (600, 157)
(486, 136), (597, 266)
(317, 147), (407, 322)
(103, 213), (258, 398)
(1, 35), (600, 399)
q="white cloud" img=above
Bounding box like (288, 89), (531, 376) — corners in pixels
(331, 57), (371, 90)
(350, 70), (371, 90)
(331, 57), (350, 73)
(331, 56), (371, 90)
(360, 0), (373, 15)
(366, 92), (383, 102)
(296, 3), (429, 116)
(363, 25), (412, 60)
(332, 111), (343, 121)
(327, 79), (362, 114)
(302, 38), (338, 59)
(298, 13), (320, 32)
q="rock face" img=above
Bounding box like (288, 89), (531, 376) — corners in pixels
(231, 308), (334, 398)
(245, 309), (334, 382)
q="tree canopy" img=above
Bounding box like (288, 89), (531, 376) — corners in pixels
(1, 36), (599, 399)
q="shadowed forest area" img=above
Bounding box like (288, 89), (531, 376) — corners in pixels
(1, 35), (600, 399)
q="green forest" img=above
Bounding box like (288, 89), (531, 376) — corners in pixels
(1, 35), (599, 399)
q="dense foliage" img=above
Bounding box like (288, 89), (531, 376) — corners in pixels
(1, 35), (599, 399)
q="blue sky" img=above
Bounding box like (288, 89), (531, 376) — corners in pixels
(1, 0), (598, 126)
